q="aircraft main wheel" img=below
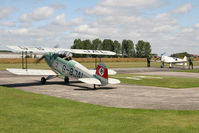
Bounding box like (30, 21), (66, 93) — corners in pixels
(93, 84), (96, 89)
(64, 76), (69, 83)
(41, 77), (46, 84)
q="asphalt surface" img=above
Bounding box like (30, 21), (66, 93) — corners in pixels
(1, 68), (199, 110)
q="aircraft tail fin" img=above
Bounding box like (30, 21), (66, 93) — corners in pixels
(183, 56), (187, 61)
(94, 62), (108, 85)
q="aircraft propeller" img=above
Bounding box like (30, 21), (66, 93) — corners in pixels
(160, 52), (166, 56)
(35, 55), (45, 63)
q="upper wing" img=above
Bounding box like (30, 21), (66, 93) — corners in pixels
(7, 45), (116, 56)
(70, 49), (116, 55)
(6, 68), (57, 75)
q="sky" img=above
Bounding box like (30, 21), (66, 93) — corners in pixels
(0, 0), (199, 55)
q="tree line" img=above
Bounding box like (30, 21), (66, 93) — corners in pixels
(71, 39), (152, 58)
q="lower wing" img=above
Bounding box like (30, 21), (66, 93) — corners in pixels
(6, 68), (57, 76)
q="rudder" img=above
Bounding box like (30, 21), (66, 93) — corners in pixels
(95, 62), (108, 85)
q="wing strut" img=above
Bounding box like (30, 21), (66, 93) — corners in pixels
(94, 55), (102, 68)
(21, 51), (28, 71)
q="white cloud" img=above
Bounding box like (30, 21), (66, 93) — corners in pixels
(8, 28), (28, 35)
(194, 23), (199, 28)
(99, 0), (159, 8)
(152, 25), (177, 32)
(85, 6), (116, 16)
(19, 6), (55, 22)
(69, 17), (85, 26)
(20, 22), (31, 28)
(53, 14), (67, 25)
(74, 24), (99, 34)
(50, 4), (66, 9)
(0, 7), (16, 19)
(173, 3), (192, 14)
(0, 21), (16, 27)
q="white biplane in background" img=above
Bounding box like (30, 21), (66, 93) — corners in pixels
(6, 46), (120, 89)
(154, 53), (188, 68)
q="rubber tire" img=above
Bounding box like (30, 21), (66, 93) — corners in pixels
(93, 84), (96, 89)
(64, 76), (69, 84)
(41, 77), (46, 84)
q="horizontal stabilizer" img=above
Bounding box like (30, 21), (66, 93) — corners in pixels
(89, 69), (117, 75)
(108, 78), (120, 84)
(6, 68), (57, 75)
(78, 78), (101, 85)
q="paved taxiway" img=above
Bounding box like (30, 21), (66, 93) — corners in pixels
(1, 69), (199, 110)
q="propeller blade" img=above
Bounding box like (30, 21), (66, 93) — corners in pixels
(35, 55), (45, 63)
(161, 52), (166, 56)
(54, 44), (59, 48)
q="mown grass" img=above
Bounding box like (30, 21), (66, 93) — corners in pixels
(111, 74), (199, 88)
(0, 61), (183, 70)
(173, 69), (199, 73)
(1, 86), (199, 133)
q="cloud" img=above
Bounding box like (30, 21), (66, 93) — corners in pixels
(50, 4), (66, 9)
(0, 7), (16, 19)
(68, 17), (85, 26)
(52, 14), (67, 25)
(19, 6), (55, 22)
(99, 0), (159, 8)
(85, 6), (116, 16)
(0, 21), (16, 27)
(173, 3), (192, 14)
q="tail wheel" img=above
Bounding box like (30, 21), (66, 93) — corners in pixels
(64, 76), (69, 84)
(41, 77), (46, 84)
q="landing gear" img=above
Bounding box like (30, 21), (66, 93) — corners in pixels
(160, 62), (164, 68)
(93, 84), (96, 89)
(41, 77), (46, 84)
(64, 76), (69, 84)
(169, 63), (173, 68)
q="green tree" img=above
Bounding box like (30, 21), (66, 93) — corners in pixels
(92, 39), (102, 50)
(136, 40), (151, 58)
(71, 39), (83, 49)
(82, 39), (92, 50)
(122, 40), (135, 57)
(113, 40), (121, 55)
(102, 39), (114, 51)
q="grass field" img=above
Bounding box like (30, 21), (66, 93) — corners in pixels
(111, 74), (199, 89)
(0, 62), (151, 70)
(173, 69), (199, 73)
(0, 61), (195, 70)
(1, 86), (199, 133)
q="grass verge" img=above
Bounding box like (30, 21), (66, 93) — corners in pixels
(1, 86), (199, 133)
(111, 74), (199, 88)
(173, 69), (199, 73)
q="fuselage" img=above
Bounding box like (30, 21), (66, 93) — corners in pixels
(44, 52), (93, 79)
(161, 56), (187, 63)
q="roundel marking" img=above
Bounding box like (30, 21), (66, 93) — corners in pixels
(99, 67), (104, 76)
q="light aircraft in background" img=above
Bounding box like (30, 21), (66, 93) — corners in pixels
(154, 53), (188, 68)
(6, 46), (120, 89)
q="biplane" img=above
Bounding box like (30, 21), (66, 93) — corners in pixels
(6, 46), (120, 89)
